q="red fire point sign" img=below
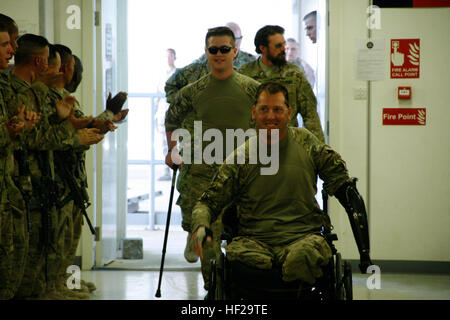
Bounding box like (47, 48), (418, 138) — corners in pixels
(383, 108), (426, 125)
(391, 39), (420, 78)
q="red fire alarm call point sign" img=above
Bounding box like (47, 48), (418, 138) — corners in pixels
(391, 39), (420, 79)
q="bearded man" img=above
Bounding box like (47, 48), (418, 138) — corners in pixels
(238, 25), (324, 142)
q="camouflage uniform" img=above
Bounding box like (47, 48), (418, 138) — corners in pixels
(165, 61), (209, 105)
(50, 90), (114, 298)
(192, 127), (351, 284)
(0, 70), (27, 300)
(44, 87), (90, 299)
(165, 71), (260, 288)
(238, 59), (325, 142)
(7, 75), (80, 299)
(165, 51), (257, 105)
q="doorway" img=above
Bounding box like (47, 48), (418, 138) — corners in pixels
(104, 0), (329, 269)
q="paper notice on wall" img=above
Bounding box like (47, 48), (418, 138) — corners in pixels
(355, 39), (386, 81)
(16, 20), (39, 36)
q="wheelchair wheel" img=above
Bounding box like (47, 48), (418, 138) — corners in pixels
(207, 259), (217, 300)
(343, 261), (353, 300)
(334, 253), (353, 300)
(335, 252), (344, 299)
(215, 253), (226, 300)
(207, 254), (227, 300)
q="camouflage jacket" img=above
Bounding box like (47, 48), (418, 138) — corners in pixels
(165, 71), (260, 181)
(165, 70), (259, 135)
(238, 59), (325, 142)
(8, 75), (80, 151)
(48, 87), (114, 196)
(0, 70), (20, 204)
(8, 75), (80, 204)
(192, 127), (350, 246)
(165, 50), (258, 105)
(164, 61), (210, 105)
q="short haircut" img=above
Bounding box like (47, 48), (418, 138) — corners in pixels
(15, 33), (49, 65)
(53, 44), (73, 64)
(0, 14), (18, 35)
(167, 48), (176, 58)
(0, 21), (8, 33)
(303, 10), (317, 21)
(254, 25), (284, 54)
(286, 38), (299, 48)
(65, 54), (83, 93)
(205, 26), (235, 48)
(255, 82), (290, 108)
(48, 44), (59, 66)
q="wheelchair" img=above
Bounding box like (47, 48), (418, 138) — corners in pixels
(206, 200), (353, 300)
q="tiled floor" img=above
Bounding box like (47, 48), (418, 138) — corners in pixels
(82, 270), (450, 300)
(81, 269), (450, 300)
(83, 228), (450, 300)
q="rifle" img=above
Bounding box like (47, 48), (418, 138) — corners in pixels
(14, 149), (32, 232)
(53, 151), (96, 237)
(34, 151), (57, 283)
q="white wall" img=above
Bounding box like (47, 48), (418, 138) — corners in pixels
(0, 0), (40, 34)
(328, 0), (450, 262)
(2, 0), (449, 266)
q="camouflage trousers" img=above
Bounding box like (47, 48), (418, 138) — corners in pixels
(50, 197), (81, 292)
(14, 207), (58, 298)
(226, 233), (332, 285)
(0, 198), (28, 300)
(176, 168), (222, 290)
(58, 202), (83, 289)
(175, 165), (216, 233)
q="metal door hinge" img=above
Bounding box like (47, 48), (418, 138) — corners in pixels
(95, 11), (100, 26)
(95, 226), (101, 241)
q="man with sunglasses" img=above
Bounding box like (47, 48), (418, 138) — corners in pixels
(164, 22), (255, 106)
(165, 26), (260, 291)
(238, 25), (325, 143)
(193, 22), (256, 70)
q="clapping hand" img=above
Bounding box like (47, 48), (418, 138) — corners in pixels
(106, 92), (128, 114)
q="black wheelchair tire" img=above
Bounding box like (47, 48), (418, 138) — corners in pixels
(343, 261), (353, 300)
(335, 252), (344, 299)
(208, 259), (217, 300)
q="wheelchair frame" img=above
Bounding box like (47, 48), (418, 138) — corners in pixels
(207, 231), (353, 300)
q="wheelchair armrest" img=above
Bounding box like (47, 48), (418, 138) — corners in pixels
(325, 233), (338, 242)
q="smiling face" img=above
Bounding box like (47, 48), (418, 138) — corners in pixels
(0, 31), (13, 69)
(252, 90), (292, 141)
(205, 35), (237, 74)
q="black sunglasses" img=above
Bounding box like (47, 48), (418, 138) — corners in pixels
(207, 46), (233, 54)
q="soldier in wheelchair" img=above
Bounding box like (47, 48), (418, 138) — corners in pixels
(190, 82), (372, 300)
